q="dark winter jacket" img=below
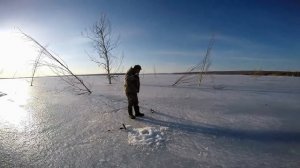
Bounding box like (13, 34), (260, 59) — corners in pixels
(124, 67), (140, 94)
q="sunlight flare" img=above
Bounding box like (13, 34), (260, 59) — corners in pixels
(0, 31), (37, 77)
(0, 79), (32, 131)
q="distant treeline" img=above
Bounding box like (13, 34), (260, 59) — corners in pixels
(95, 71), (300, 77)
(1, 71), (300, 79)
(171, 71), (300, 77)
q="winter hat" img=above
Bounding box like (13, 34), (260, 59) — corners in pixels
(134, 65), (142, 70)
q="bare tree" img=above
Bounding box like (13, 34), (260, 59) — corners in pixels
(83, 14), (120, 84)
(198, 35), (214, 86)
(20, 30), (92, 94)
(172, 35), (215, 86)
(30, 48), (44, 86)
(153, 65), (157, 78)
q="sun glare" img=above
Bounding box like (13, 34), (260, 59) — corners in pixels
(0, 79), (32, 131)
(0, 31), (37, 77)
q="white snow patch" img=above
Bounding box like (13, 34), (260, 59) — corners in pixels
(127, 125), (168, 146)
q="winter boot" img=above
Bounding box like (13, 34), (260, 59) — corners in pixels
(134, 106), (144, 117)
(128, 106), (136, 119)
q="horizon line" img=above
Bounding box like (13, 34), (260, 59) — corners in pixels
(1, 70), (299, 79)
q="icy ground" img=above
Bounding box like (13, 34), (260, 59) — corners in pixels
(0, 74), (300, 167)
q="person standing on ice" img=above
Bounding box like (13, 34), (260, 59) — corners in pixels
(124, 65), (144, 119)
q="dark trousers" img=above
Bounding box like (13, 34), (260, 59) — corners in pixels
(126, 92), (139, 115)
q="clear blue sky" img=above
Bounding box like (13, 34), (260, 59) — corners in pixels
(0, 0), (299, 77)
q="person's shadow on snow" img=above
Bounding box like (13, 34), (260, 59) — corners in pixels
(137, 111), (300, 143)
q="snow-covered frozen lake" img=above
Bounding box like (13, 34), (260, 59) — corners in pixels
(1, 74), (300, 167)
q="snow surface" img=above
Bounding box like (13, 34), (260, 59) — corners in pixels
(126, 125), (168, 146)
(0, 74), (300, 167)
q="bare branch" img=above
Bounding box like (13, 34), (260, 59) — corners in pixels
(30, 47), (44, 86)
(19, 29), (92, 94)
(172, 34), (215, 86)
